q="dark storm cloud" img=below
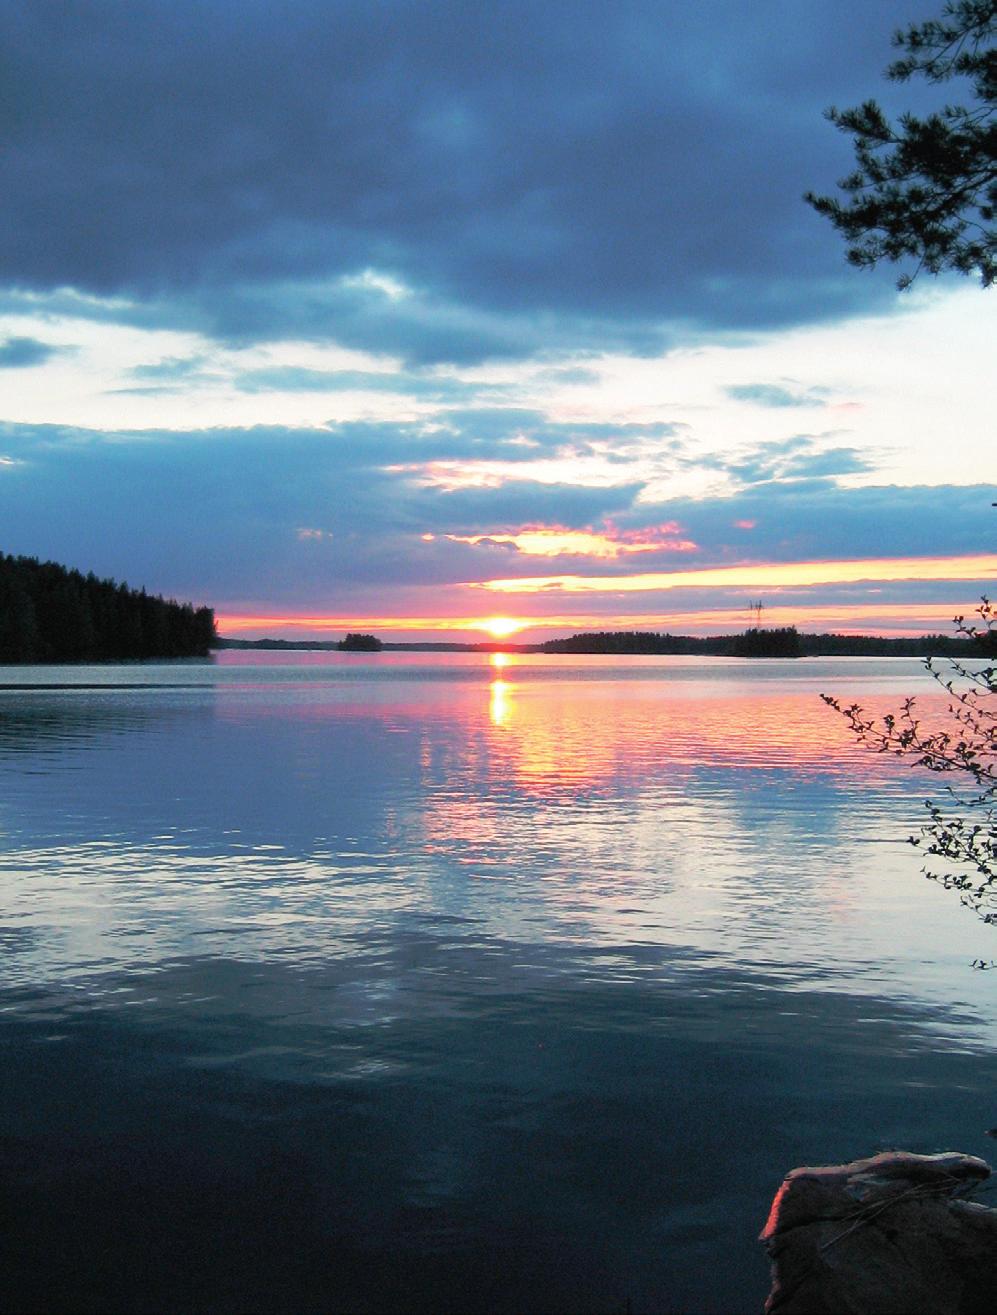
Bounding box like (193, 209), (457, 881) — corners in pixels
(197, 280), (579, 364)
(0, 0), (939, 362)
(0, 336), (65, 368)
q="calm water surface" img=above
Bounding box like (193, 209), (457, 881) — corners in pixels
(2, 652), (995, 1314)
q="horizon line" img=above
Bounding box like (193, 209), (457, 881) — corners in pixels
(215, 600), (988, 642)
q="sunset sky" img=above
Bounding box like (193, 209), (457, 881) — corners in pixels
(0, 1), (993, 642)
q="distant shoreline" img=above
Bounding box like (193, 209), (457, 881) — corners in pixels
(215, 637), (538, 653)
(214, 631), (987, 659)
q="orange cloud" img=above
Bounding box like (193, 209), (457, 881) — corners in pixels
(385, 460), (506, 491)
(216, 612), (534, 635)
(445, 522), (697, 559)
(386, 455), (635, 492)
(475, 554), (997, 594)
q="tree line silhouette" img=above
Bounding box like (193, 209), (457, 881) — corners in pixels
(339, 633), (383, 651)
(541, 627), (987, 658)
(0, 553), (216, 662)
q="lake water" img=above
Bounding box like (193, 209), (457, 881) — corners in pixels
(2, 652), (995, 1314)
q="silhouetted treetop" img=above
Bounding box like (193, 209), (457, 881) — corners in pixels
(338, 633), (383, 651)
(539, 629), (974, 657)
(806, 0), (996, 287)
(0, 552), (216, 663)
(732, 627), (802, 658)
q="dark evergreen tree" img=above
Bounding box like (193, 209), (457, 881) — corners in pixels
(732, 627), (802, 658)
(0, 552), (217, 662)
(540, 629), (979, 658)
(338, 633), (383, 651)
(0, 568), (39, 662)
(806, 1), (996, 287)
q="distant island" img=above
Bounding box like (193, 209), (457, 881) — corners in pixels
(339, 633), (383, 651)
(217, 625), (990, 659)
(0, 552), (216, 662)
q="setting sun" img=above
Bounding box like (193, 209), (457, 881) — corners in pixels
(480, 616), (529, 639)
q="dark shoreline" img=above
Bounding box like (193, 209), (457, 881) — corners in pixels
(214, 631), (987, 659)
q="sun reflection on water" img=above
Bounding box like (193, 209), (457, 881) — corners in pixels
(489, 678), (511, 726)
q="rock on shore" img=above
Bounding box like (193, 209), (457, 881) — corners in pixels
(761, 1150), (997, 1314)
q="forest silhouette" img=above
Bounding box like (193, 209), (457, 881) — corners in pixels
(0, 553), (216, 662)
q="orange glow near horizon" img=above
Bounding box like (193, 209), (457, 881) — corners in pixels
(481, 616), (529, 639)
(216, 598), (988, 641)
(444, 525), (698, 558)
(216, 613), (532, 635)
(581, 602), (991, 633)
(475, 553), (997, 595)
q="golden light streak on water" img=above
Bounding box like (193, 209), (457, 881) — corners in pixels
(489, 678), (511, 726)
